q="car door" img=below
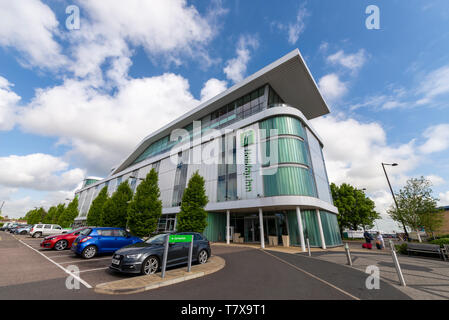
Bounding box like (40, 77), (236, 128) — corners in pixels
(43, 224), (52, 236)
(112, 229), (130, 250)
(52, 225), (63, 235)
(96, 229), (115, 252)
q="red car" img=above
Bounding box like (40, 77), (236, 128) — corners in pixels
(40, 227), (88, 251)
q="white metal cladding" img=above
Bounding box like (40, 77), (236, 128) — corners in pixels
(158, 158), (176, 207)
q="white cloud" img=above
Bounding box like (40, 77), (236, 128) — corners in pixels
(327, 49), (368, 73)
(0, 0), (67, 70)
(0, 76), (20, 130)
(18, 74), (201, 174)
(416, 65), (449, 105)
(274, 5), (309, 45)
(200, 78), (227, 102)
(439, 191), (449, 206)
(0, 153), (85, 191)
(419, 124), (449, 154)
(223, 35), (259, 83)
(425, 174), (445, 186)
(318, 73), (348, 103)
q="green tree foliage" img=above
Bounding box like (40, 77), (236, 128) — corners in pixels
(53, 204), (66, 224)
(102, 182), (133, 228)
(43, 206), (57, 224)
(127, 169), (162, 237)
(388, 176), (441, 242)
(58, 197), (79, 228)
(176, 171), (208, 233)
(26, 207), (47, 225)
(331, 183), (379, 233)
(86, 187), (108, 227)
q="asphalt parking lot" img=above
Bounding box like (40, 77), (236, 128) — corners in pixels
(2, 232), (134, 289)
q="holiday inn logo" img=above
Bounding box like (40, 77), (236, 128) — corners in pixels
(240, 129), (255, 147)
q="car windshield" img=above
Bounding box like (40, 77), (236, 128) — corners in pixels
(80, 228), (92, 236)
(70, 227), (86, 234)
(146, 234), (167, 244)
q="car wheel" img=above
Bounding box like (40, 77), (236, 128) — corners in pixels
(33, 232), (42, 238)
(20, 231), (27, 235)
(198, 249), (208, 264)
(54, 240), (68, 251)
(82, 245), (97, 259)
(141, 256), (159, 275)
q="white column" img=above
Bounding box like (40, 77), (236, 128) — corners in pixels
(226, 210), (230, 244)
(259, 208), (265, 249)
(316, 209), (326, 249)
(296, 206), (306, 252)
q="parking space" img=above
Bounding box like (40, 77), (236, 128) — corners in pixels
(11, 233), (130, 288)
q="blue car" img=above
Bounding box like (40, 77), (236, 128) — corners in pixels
(71, 227), (142, 259)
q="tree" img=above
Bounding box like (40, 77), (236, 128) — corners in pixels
(127, 169), (162, 237)
(58, 198), (79, 228)
(26, 207), (47, 225)
(331, 183), (379, 234)
(43, 206), (57, 224)
(53, 204), (66, 224)
(176, 171), (209, 233)
(87, 187), (108, 226)
(102, 182), (133, 229)
(388, 176), (441, 242)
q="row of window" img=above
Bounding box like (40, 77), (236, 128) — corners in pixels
(131, 85), (285, 167)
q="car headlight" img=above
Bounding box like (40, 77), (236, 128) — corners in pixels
(126, 254), (142, 259)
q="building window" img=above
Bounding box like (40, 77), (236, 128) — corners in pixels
(172, 152), (189, 207)
(217, 135), (237, 202)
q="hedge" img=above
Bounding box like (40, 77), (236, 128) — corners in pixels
(429, 238), (449, 247)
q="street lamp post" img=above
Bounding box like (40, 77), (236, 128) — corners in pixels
(381, 162), (409, 241)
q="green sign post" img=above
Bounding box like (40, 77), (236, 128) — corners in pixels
(161, 234), (195, 278)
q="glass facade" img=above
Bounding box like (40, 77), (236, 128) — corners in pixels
(260, 115), (317, 198)
(131, 86), (266, 166)
(217, 135), (237, 202)
(172, 151), (189, 207)
(320, 210), (342, 246)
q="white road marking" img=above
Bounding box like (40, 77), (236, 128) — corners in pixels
(13, 235), (92, 289)
(58, 257), (112, 264)
(261, 249), (360, 300)
(79, 267), (109, 273)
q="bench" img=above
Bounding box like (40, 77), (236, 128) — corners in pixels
(407, 243), (446, 261)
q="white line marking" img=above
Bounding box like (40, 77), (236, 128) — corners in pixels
(261, 249), (360, 300)
(13, 235), (92, 289)
(79, 267), (109, 273)
(58, 257), (112, 264)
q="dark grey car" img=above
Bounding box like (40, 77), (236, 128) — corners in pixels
(109, 232), (211, 275)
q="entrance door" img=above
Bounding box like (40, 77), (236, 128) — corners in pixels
(244, 216), (260, 243)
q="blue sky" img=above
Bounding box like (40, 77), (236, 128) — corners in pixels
(0, 0), (448, 231)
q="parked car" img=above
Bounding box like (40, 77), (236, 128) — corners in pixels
(0, 222), (14, 231)
(71, 227), (142, 259)
(109, 232), (211, 275)
(14, 225), (33, 235)
(9, 224), (28, 233)
(5, 223), (19, 232)
(40, 227), (89, 251)
(29, 224), (66, 238)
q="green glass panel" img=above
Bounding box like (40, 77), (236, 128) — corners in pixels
(259, 116), (305, 139)
(262, 137), (310, 166)
(263, 167), (317, 197)
(202, 212), (226, 242)
(301, 210), (321, 247)
(320, 211), (342, 247)
(287, 210), (300, 246)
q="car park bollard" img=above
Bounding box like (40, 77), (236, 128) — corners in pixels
(389, 239), (406, 287)
(161, 234), (194, 278)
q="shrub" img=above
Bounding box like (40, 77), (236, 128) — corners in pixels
(395, 243), (408, 255)
(429, 238), (449, 247)
(0, 223), (3, 227)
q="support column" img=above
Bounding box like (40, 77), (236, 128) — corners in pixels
(226, 210), (230, 244)
(259, 208), (265, 249)
(316, 209), (326, 249)
(296, 207), (306, 252)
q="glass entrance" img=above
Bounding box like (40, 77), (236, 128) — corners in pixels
(244, 216), (260, 243)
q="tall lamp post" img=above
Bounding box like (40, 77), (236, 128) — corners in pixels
(381, 162), (409, 241)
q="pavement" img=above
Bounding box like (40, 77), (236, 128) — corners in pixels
(95, 256), (225, 294)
